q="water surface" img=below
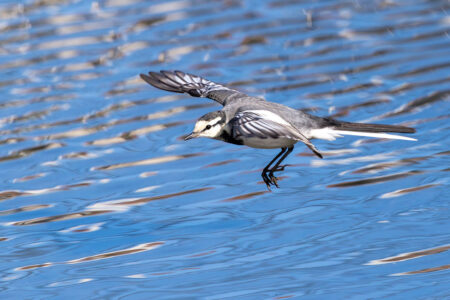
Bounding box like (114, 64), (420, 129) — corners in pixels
(0, 0), (449, 298)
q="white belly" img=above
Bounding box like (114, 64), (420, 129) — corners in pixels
(242, 137), (297, 149)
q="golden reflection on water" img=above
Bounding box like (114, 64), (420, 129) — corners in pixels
(0, 94), (75, 114)
(18, 262), (53, 271)
(328, 170), (423, 188)
(0, 181), (92, 204)
(87, 120), (186, 146)
(11, 187), (212, 226)
(303, 148), (359, 158)
(93, 152), (205, 171)
(38, 103), (210, 141)
(0, 104), (63, 124)
(67, 242), (163, 264)
(0, 190), (29, 201)
(60, 222), (105, 233)
(366, 244), (450, 265)
(0, 204), (52, 216)
(380, 183), (440, 199)
(12, 210), (112, 226)
(13, 172), (46, 182)
(351, 157), (428, 174)
(312, 152), (393, 167)
(0, 95), (200, 143)
(329, 98), (391, 118)
(202, 159), (239, 169)
(392, 264), (450, 276)
(366, 244), (450, 276)
(224, 191), (269, 202)
(0, 142), (64, 162)
(87, 187), (212, 210)
(16, 242), (163, 271)
(379, 90), (450, 119)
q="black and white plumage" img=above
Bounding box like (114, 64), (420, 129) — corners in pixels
(140, 70), (241, 105)
(140, 70), (416, 189)
(229, 110), (323, 158)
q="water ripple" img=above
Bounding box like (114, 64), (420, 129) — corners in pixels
(0, 0), (447, 297)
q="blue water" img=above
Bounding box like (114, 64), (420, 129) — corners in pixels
(0, 0), (449, 298)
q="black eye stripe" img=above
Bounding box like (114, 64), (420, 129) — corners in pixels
(203, 121), (218, 131)
(201, 118), (224, 132)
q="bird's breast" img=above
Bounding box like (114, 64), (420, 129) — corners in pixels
(218, 127), (297, 149)
(217, 130), (297, 149)
(240, 136), (297, 149)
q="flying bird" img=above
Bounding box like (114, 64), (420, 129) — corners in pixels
(140, 70), (416, 189)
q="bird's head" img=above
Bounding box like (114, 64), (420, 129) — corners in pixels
(185, 110), (226, 140)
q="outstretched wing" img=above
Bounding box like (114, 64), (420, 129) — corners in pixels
(231, 110), (323, 158)
(140, 70), (243, 106)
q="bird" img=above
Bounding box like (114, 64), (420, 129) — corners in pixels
(140, 70), (416, 189)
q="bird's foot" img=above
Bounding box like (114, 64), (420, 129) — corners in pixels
(268, 171), (279, 188)
(262, 171), (279, 190)
(261, 165), (289, 190)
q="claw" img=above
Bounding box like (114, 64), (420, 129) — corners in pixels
(261, 166), (285, 190)
(262, 173), (273, 190)
(268, 172), (279, 188)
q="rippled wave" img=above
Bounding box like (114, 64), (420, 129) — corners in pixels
(0, 0), (448, 298)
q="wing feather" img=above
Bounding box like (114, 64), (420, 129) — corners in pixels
(140, 70), (242, 105)
(231, 110), (323, 158)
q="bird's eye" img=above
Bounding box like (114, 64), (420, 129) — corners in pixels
(205, 125), (212, 130)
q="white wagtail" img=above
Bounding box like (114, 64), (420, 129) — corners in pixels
(140, 70), (416, 189)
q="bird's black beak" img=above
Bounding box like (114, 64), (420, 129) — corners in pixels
(184, 132), (198, 141)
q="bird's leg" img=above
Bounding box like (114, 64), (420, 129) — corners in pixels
(272, 165), (286, 172)
(268, 146), (294, 186)
(262, 148), (287, 189)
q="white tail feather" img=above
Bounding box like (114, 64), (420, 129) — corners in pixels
(310, 128), (417, 141)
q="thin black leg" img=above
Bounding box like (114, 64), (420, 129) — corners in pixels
(262, 147), (286, 189)
(268, 146), (294, 187)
